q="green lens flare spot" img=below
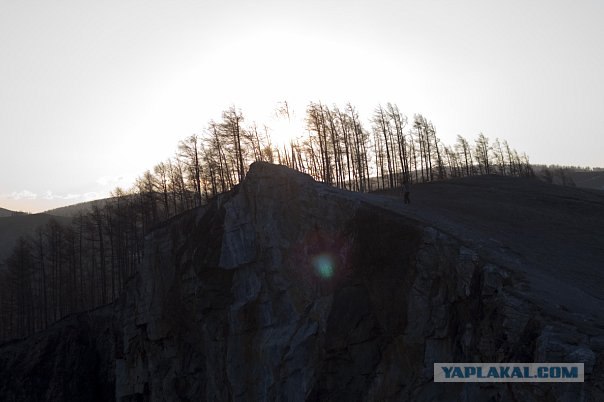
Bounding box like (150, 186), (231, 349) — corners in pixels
(313, 254), (334, 279)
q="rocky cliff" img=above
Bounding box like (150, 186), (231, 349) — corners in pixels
(0, 304), (116, 401)
(1, 162), (603, 401)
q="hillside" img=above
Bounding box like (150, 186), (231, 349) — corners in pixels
(0, 163), (602, 401)
(372, 174), (604, 313)
(44, 198), (110, 217)
(0, 207), (15, 218)
(0, 198), (110, 267)
(0, 197), (124, 264)
(0, 213), (71, 266)
(571, 170), (604, 190)
(532, 165), (604, 190)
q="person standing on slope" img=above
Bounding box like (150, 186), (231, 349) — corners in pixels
(403, 180), (411, 204)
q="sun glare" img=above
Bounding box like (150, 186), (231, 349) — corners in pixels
(265, 111), (307, 148)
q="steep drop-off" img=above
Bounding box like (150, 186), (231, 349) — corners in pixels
(1, 162), (603, 401)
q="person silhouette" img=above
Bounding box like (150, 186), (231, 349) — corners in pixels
(403, 180), (411, 204)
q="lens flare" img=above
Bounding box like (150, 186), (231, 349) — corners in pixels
(312, 253), (335, 279)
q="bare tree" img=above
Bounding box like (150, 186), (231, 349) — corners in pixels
(178, 134), (204, 206)
(474, 133), (491, 174)
(221, 106), (246, 182)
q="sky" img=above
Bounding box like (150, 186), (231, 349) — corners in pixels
(1, 0), (603, 213)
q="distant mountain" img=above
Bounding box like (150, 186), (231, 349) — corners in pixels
(44, 198), (110, 217)
(532, 165), (604, 191)
(0, 196), (130, 265)
(0, 201), (109, 265)
(0, 213), (70, 266)
(570, 170), (604, 190)
(0, 207), (16, 218)
(44, 192), (167, 217)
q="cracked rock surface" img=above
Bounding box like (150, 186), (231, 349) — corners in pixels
(1, 162), (603, 401)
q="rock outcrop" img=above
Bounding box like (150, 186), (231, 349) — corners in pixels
(0, 305), (116, 402)
(1, 162), (602, 401)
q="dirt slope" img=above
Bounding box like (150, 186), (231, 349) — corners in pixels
(369, 175), (604, 326)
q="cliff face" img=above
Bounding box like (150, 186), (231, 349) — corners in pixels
(1, 162), (602, 401)
(0, 305), (116, 402)
(115, 162), (602, 401)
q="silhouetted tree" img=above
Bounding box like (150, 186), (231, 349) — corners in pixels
(474, 133), (491, 174)
(455, 135), (473, 176)
(0, 101), (534, 342)
(178, 134), (204, 206)
(221, 106), (246, 182)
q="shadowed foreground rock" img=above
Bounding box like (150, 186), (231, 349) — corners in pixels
(0, 305), (116, 401)
(1, 162), (603, 401)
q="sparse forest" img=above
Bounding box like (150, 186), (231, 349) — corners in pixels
(0, 102), (533, 342)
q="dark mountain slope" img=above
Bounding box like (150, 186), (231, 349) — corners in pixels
(44, 198), (110, 217)
(0, 213), (71, 266)
(571, 170), (604, 191)
(372, 175), (604, 321)
(0, 207), (15, 218)
(0, 163), (602, 401)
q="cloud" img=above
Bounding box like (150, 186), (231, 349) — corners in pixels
(42, 191), (84, 201)
(5, 190), (38, 200)
(38, 191), (104, 202)
(1, 189), (106, 203)
(82, 192), (102, 201)
(96, 176), (124, 187)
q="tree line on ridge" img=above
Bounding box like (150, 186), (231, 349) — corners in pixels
(0, 101), (532, 341)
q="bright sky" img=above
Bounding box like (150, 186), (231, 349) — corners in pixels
(1, 0), (603, 213)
